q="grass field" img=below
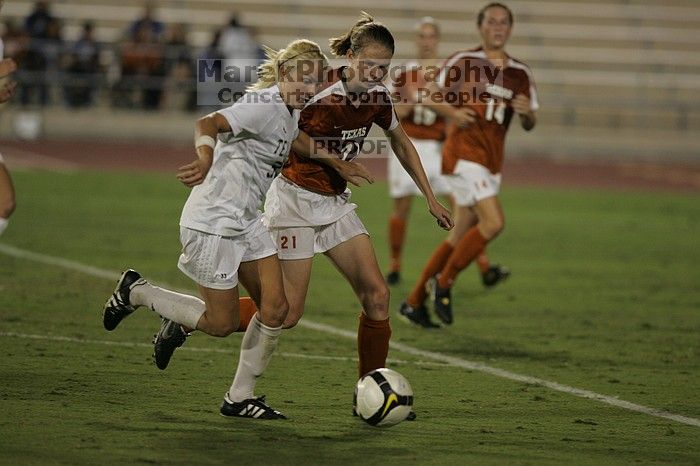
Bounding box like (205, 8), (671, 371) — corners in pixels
(1, 167), (699, 465)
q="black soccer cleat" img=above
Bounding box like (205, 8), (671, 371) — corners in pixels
(398, 302), (440, 329)
(385, 271), (401, 286)
(152, 318), (189, 370)
(429, 276), (453, 325)
(103, 269), (143, 331)
(482, 264), (511, 288)
(220, 394), (287, 420)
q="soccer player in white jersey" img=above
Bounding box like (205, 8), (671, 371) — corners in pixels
(101, 39), (369, 419)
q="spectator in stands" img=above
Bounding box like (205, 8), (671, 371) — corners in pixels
(195, 30), (222, 112)
(64, 21), (101, 107)
(43, 18), (65, 73)
(24, 1), (53, 39)
(162, 23), (196, 111)
(217, 15), (261, 100)
(217, 15), (258, 60)
(20, 2), (56, 105)
(115, 23), (164, 109)
(163, 23), (190, 73)
(2, 20), (29, 60)
(128, 1), (164, 42)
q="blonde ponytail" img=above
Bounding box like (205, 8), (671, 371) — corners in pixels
(249, 39), (328, 91)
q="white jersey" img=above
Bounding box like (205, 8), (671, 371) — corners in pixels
(180, 85), (300, 236)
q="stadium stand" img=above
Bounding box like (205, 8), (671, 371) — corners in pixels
(1, 0), (698, 160)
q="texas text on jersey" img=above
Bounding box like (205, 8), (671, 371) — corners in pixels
(282, 67), (398, 195)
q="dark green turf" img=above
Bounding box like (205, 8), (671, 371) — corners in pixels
(1, 168), (699, 465)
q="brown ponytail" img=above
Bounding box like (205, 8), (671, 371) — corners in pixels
(329, 11), (395, 57)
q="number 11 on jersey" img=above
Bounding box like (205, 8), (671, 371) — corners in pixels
(485, 98), (506, 124)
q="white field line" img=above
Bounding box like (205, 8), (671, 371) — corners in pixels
(1, 242), (699, 428)
(0, 331), (448, 367)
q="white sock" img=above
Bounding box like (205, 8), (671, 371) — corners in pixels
(130, 281), (205, 330)
(0, 217), (8, 236)
(228, 314), (282, 402)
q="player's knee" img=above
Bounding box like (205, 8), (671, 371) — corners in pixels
(481, 217), (505, 239)
(361, 282), (390, 314)
(264, 296), (288, 327)
(492, 216), (505, 236)
(282, 301), (304, 329)
(209, 321), (238, 337)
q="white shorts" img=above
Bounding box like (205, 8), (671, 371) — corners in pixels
(177, 218), (277, 290)
(447, 160), (502, 207)
(388, 138), (450, 198)
(264, 176), (357, 228)
(271, 210), (369, 260)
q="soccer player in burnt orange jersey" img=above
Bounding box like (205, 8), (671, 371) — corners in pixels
(400, 3), (538, 325)
(263, 12), (453, 386)
(386, 18), (509, 321)
(386, 17), (452, 294)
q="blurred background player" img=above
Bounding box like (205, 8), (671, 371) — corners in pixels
(263, 13), (453, 389)
(385, 17), (452, 290)
(386, 17), (508, 301)
(401, 2), (538, 325)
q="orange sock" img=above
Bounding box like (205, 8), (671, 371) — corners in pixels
(476, 249), (490, 274)
(357, 313), (391, 378)
(388, 216), (407, 273)
(438, 227), (488, 288)
(236, 297), (258, 332)
(407, 241), (454, 307)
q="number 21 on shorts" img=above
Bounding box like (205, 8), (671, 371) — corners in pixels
(280, 235), (297, 249)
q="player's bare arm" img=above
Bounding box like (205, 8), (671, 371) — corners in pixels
(385, 125), (453, 230)
(292, 130), (375, 186)
(420, 82), (476, 127)
(512, 94), (536, 131)
(391, 90), (414, 119)
(177, 112), (232, 188)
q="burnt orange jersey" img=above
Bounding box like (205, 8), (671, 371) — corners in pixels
(390, 61), (446, 141)
(282, 67), (399, 195)
(438, 47), (538, 174)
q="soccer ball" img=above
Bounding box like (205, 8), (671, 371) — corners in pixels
(355, 368), (413, 427)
